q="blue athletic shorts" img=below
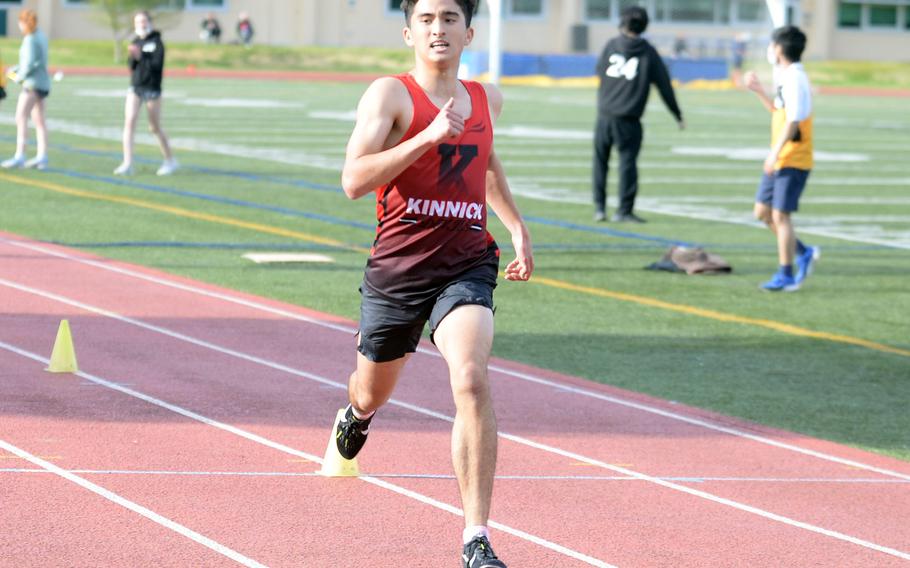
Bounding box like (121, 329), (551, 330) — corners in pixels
(756, 168), (810, 213)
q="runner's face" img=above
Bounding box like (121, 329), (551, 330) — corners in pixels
(404, 0), (473, 64)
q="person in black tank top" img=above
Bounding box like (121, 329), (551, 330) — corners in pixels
(332, 2), (533, 566)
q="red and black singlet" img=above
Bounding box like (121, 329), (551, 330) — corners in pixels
(362, 73), (499, 304)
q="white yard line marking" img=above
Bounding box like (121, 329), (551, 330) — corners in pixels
(502, 160), (910, 173)
(621, 196), (910, 206)
(672, 146), (871, 162)
(2, 469), (908, 484)
(0, 341), (613, 568)
(307, 110), (357, 121)
(507, 186), (910, 250)
(1, 281), (909, 561)
(0, 437), (268, 568)
(0, 116), (342, 171)
(6, 239), (910, 482)
(512, 175), (910, 187)
(5, 111), (907, 187)
(177, 98), (305, 109)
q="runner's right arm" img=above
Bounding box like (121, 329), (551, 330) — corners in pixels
(342, 78), (465, 200)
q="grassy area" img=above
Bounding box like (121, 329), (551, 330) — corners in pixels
(803, 60), (910, 89)
(0, 75), (908, 462)
(0, 38), (413, 74)
(2, 37), (909, 87)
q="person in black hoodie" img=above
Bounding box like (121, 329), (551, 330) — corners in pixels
(592, 6), (684, 223)
(114, 10), (178, 176)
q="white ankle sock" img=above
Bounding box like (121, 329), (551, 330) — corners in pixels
(350, 405), (374, 421)
(463, 525), (489, 545)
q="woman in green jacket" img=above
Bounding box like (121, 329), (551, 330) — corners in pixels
(2, 9), (50, 170)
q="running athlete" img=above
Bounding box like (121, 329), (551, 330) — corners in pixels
(336, 1), (532, 566)
(744, 26), (819, 291)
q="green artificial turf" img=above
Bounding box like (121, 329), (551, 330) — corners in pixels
(1, 74), (908, 461)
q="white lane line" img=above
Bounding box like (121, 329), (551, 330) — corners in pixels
(6, 239), (910, 482)
(0, 437), (268, 568)
(2, 469), (909, 484)
(1, 284), (908, 561)
(0, 341), (613, 568)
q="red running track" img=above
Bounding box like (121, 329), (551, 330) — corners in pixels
(1, 233), (908, 567)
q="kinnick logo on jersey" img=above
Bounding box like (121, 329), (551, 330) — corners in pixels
(406, 198), (484, 220)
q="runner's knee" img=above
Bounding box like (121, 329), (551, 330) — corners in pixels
(450, 362), (490, 403)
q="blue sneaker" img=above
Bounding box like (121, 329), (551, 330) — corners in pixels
(795, 246), (820, 284)
(760, 271), (800, 292)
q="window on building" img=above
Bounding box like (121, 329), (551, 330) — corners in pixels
(669, 0), (715, 23)
(389, 0), (494, 18)
(510, 0), (544, 16)
(838, 2), (863, 28)
(585, 0), (611, 20)
(736, 0), (767, 22)
(716, 1), (731, 24)
(65, 0), (228, 8)
(868, 4), (898, 27)
(618, 0), (648, 10)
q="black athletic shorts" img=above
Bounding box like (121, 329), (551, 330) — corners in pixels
(357, 265), (497, 363)
(130, 86), (162, 102)
(26, 88), (49, 100)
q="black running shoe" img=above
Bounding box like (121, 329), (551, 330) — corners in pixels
(462, 536), (507, 568)
(335, 405), (372, 460)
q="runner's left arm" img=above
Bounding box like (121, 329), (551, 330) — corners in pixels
(482, 83), (533, 282)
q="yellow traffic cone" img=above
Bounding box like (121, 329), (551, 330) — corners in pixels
(319, 408), (360, 477)
(46, 319), (78, 373)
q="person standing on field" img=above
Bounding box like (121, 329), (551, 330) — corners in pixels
(592, 6), (684, 223)
(114, 10), (178, 177)
(334, 1), (533, 566)
(744, 26), (819, 291)
(2, 9), (51, 170)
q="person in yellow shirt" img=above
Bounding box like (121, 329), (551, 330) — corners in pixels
(744, 25), (819, 292)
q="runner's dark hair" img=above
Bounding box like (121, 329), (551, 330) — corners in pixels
(772, 25), (807, 62)
(620, 6), (649, 35)
(400, 0), (479, 28)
